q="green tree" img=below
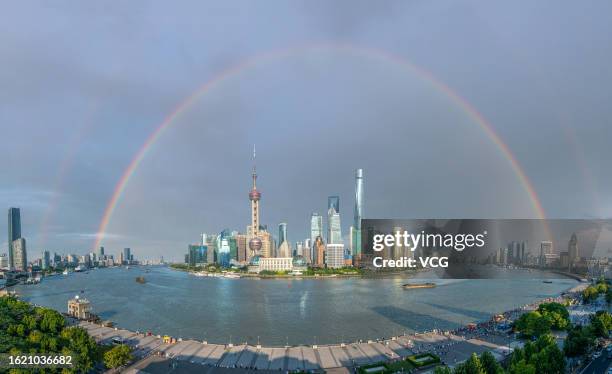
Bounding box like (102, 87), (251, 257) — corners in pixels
(479, 351), (503, 374)
(454, 353), (485, 374)
(434, 366), (452, 374)
(508, 360), (536, 374)
(104, 344), (133, 369)
(589, 310), (612, 338)
(583, 286), (599, 303)
(61, 326), (98, 373)
(532, 343), (565, 374)
(537, 302), (570, 330)
(507, 334), (564, 374)
(514, 311), (552, 338)
(597, 281), (608, 294)
(39, 308), (65, 334)
(564, 325), (595, 357)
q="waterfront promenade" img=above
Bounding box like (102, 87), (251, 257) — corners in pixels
(77, 321), (514, 372)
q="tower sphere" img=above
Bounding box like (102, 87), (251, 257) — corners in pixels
(249, 190), (261, 201)
(249, 237), (262, 252)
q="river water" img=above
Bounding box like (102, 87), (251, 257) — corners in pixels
(13, 266), (575, 346)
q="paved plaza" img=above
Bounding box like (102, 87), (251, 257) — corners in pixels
(78, 321), (514, 372)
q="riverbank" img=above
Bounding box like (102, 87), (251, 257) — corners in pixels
(169, 263), (419, 280)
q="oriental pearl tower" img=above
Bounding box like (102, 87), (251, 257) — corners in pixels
(248, 146), (263, 256)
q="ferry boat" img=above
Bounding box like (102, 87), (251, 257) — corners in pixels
(402, 282), (436, 290)
(25, 276), (41, 284)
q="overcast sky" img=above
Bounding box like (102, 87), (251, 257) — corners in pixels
(1, 1), (611, 261)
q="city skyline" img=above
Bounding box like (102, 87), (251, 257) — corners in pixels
(2, 2), (612, 261)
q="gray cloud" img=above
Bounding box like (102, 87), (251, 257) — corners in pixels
(1, 0), (611, 261)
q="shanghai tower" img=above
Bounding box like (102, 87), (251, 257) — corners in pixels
(353, 169), (363, 257)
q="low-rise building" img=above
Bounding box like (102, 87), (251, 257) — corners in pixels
(325, 244), (345, 269)
(67, 295), (91, 319)
(259, 257), (293, 272)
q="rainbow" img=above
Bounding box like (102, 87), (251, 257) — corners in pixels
(92, 43), (547, 251)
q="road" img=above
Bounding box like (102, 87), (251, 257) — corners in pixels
(581, 354), (612, 374)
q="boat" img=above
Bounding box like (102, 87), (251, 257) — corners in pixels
(74, 266), (84, 272)
(135, 276), (146, 284)
(62, 269), (69, 275)
(402, 282), (436, 289)
(24, 277), (41, 285)
(543, 280), (553, 284)
(224, 274), (240, 279)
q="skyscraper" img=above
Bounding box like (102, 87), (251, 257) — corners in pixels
(353, 169), (363, 227)
(314, 236), (325, 267)
(8, 207), (21, 271)
(327, 197), (342, 245)
(42, 250), (50, 270)
(353, 169), (363, 256)
(278, 222), (287, 246)
(277, 241), (291, 258)
(236, 233), (247, 262)
(12, 238), (27, 271)
(217, 233), (231, 267)
(310, 213), (323, 243)
(568, 233), (578, 270)
(123, 248), (131, 265)
(328, 196), (340, 214)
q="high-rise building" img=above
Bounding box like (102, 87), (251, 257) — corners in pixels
(98, 246), (105, 258)
(277, 241), (291, 258)
(236, 234), (247, 262)
(123, 248), (131, 265)
(328, 196), (340, 215)
(278, 223), (287, 246)
(353, 169), (363, 257)
(314, 236), (325, 267)
(327, 207), (342, 244)
(8, 207), (21, 271)
(539, 241), (555, 267)
(217, 237), (231, 267)
(310, 213), (323, 258)
(12, 238), (27, 271)
(200, 234), (216, 264)
(310, 213), (323, 242)
(303, 238), (312, 263)
(568, 233), (578, 270)
(295, 241), (304, 257)
(42, 250), (51, 270)
(228, 237), (238, 261)
(259, 231), (273, 258)
(540, 241), (553, 256)
(0, 253), (8, 269)
(187, 244), (207, 266)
